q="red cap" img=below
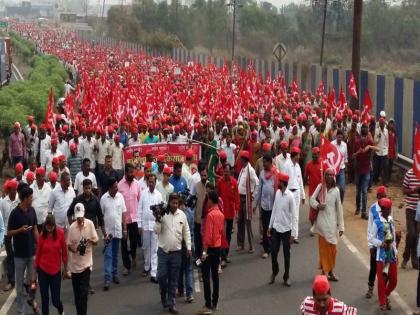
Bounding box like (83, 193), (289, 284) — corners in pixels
(352, 114), (359, 122)
(157, 155), (165, 162)
(35, 167), (46, 177)
(144, 162), (152, 170)
(15, 162), (23, 173)
(280, 140), (288, 149)
(186, 150), (194, 159)
(262, 143), (271, 152)
(163, 166), (172, 175)
(378, 197), (392, 209)
(312, 147), (320, 154)
(219, 150), (227, 160)
(239, 150), (250, 160)
(114, 135), (120, 141)
(48, 171), (58, 182)
(261, 120), (268, 127)
(291, 147), (301, 154)
(52, 157), (59, 165)
(58, 155), (66, 162)
(26, 171), (35, 182)
(62, 125), (69, 132)
(6, 179), (18, 190)
(376, 186), (387, 197)
(70, 143), (77, 152)
(312, 275), (330, 295)
(73, 130), (80, 137)
(278, 172), (289, 182)
(379, 117), (385, 124)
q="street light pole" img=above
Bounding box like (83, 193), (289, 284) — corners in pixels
(231, 0), (237, 71)
(319, 0), (328, 66)
(351, 0), (363, 110)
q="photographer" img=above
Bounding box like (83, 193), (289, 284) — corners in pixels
(100, 177), (127, 291)
(155, 193), (191, 314)
(67, 203), (99, 315)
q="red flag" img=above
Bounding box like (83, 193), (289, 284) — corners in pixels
(320, 135), (343, 175)
(338, 87), (347, 110)
(414, 124), (420, 180)
(361, 90), (372, 122)
(44, 87), (55, 129)
(349, 73), (358, 100)
(316, 81), (325, 97)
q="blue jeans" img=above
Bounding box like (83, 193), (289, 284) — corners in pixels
(356, 173), (370, 213)
(104, 238), (120, 284)
(157, 248), (182, 308)
(15, 257), (35, 315)
(336, 169), (346, 204)
(178, 246), (193, 297)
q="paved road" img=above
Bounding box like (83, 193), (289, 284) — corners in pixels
(2, 204), (411, 315)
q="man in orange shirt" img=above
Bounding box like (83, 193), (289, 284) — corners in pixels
(304, 147), (323, 225)
(199, 190), (225, 315)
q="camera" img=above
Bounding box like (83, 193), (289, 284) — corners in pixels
(77, 237), (89, 256)
(151, 202), (169, 219)
(179, 188), (197, 209)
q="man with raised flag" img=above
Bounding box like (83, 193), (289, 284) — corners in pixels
(300, 275), (357, 314)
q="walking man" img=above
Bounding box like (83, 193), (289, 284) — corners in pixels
(268, 172), (298, 286)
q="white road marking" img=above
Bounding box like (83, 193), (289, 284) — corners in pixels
(341, 235), (413, 315)
(0, 289), (16, 315)
(194, 269), (201, 293)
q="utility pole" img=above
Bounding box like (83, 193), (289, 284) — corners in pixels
(351, 0), (362, 110)
(319, 0), (328, 66)
(231, 0), (236, 70)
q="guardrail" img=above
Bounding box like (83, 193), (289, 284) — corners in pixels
(395, 154), (413, 171)
(12, 63), (23, 81)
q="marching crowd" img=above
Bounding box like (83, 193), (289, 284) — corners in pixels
(0, 21), (419, 315)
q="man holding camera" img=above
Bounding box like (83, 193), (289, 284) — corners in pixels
(154, 193), (191, 314)
(67, 203), (99, 315)
(100, 177), (127, 291)
(138, 174), (163, 283)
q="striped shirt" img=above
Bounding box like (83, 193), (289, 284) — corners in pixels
(403, 169), (420, 211)
(67, 154), (83, 184)
(300, 296), (357, 315)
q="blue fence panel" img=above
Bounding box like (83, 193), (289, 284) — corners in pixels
(394, 78), (404, 152)
(376, 75), (386, 118)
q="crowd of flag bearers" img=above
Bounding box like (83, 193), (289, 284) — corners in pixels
(2, 20), (420, 315)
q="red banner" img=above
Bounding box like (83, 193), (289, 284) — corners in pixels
(123, 143), (201, 167)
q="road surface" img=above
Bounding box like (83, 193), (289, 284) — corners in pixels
(1, 201), (413, 315)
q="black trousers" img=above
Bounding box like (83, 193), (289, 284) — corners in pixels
(121, 222), (139, 270)
(222, 219), (234, 260)
(4, 236), (15, 285)
(237, 195), (253, 249)
(417, 257), (420, 307)
(261, 210), (272, 253)
(373, 155), (389, 184)
(202, 247), (221, 309)
(368, 247), (377, 287)
(71, 268), (91, 315)
(270, 229), (291, 280)
(194, 223), (202, 259)
(403, 210), (418, 266)
(38, 268), (63, 315)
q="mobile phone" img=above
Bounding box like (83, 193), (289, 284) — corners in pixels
(25, 225), (33, 230)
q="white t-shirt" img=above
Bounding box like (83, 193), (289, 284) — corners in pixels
(74, 171), (98, 195)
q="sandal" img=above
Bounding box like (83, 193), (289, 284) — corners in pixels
(28, 300), (40, 315)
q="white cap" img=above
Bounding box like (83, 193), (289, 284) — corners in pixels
(74, 203), (85, 218)
(380, 110), (386, 117)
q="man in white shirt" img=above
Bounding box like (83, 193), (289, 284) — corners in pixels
(96, 131), (111, 175)
(220, 134), (237, 168)
(110, 135), (124, 180)
(138, 174), (163, 282)
(156, 167), (174, 204)
(1, 179), (19, 291)
(34, 125), (50, 166)
(57, 130), (69, 158)
(237, 151), (259, 252)
(274, 141), (292, 173)
(31, 167), (52, 230)
(80, 129), (97, 171)
(373, 118), (389, 186)
(268, 172), (297, 286)
(155, 193), (191, 314)
(285, 147), (305, 243)
(48, 172), (76, 228)
(74, 159), (98, 196)
(332, 129), (348, 203)
(100, 177), (127, 291)
(43, 137), (62, 174)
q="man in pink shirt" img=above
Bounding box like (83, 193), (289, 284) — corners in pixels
(9, 122), (27, 167)
(118, 163), (141, 275)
